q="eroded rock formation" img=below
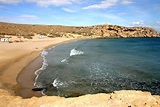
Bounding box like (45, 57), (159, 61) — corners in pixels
(91, 24), (159, 38)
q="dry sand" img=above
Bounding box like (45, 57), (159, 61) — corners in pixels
(0, 37), (75, 97)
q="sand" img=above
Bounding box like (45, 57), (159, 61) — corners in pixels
(16, 55), (43, 98)
(0, 36), (75, 98)
(0, 36), (160, 107)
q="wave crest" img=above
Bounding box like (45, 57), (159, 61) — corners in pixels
(61, 58), (68, 63)
(70, 48), (84, 56)
(52, 78), (68, 88)
(34, 49), (52, 86)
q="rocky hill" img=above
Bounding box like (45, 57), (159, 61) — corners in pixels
(91, 24), (160, 38)
(0, 22), (159, 38)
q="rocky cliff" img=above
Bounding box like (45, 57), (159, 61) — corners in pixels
(91, 24), (159, 38)
(0, 88), (160, 107)
(0, 22), (159, 38)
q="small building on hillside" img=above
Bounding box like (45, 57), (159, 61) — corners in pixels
(1, 38), (9, 42)
(39, 35), (45, 39)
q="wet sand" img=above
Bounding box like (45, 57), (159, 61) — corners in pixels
(16, 55), (43, 98)
(0, 37), (75, 98)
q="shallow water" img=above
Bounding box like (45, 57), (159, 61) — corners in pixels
(35, 38), (160, 97)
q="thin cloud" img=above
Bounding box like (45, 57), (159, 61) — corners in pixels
(83, 0), (118, 9)
(26, 0), (82, 7)
(131, 20), (160, 33)
(62, 8), (75, 13)
(0, 5), (5, 8)
(0, 0), (82, 7)
(0, 15), (39, 24)
(0, 0), (22, 4)
(20, 14), (38, 19)
(121, 0), (133, 4)
(132, 21), (144, 25)
(135, 7), (160, 13)
(83, 0), (133, 9)
(118, 12), (128, 15)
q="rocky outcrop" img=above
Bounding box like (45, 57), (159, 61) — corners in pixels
(0, 22), (159, 38)
(91, 24), (159, 38)
(0, 88), (160, 107)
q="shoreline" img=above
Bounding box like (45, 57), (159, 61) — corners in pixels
(16, 38), (79, 98)
(16, 55), (43, 98)
(0, 37), (160, 106)
(0, 37), (76, 98)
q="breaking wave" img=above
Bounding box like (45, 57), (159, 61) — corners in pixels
(61, 48), (84, 63)
(70, 48), (84, 56)
(33, 38), (160, 97)
(52, 78), (68, 88)
(34, 47), (55, 86)
(61, 58), (68, 63)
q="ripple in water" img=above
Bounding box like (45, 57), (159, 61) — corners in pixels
(35, 38), (160, 97)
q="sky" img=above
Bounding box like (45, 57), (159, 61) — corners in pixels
(0, 0), (160, 32)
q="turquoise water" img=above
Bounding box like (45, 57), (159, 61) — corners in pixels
(35, 38), (160, 97)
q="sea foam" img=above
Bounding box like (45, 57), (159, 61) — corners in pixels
(61, 58), (68, 63)
(61, 48), (84, 63)
(34, 47), (55, 86)
(35, 50), (48, 76)
(52, 78), (68, 88)
(70, 48), (84, 56)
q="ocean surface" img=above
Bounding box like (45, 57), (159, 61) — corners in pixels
(35, 38), (160, 97)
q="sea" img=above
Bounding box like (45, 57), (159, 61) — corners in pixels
(34, 38), (160, 97)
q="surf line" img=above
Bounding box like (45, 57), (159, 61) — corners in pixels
(61, 48), (84, 63)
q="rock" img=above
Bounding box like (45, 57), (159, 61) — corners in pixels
(0, 88), (160, 107)
(91, 24), (159, 38)
(32, 87), (45, 91)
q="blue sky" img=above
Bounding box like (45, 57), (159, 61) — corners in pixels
(0, 0), (160, 32)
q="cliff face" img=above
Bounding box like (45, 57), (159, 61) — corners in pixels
(0, 22), (159, 38)
(91, 24), (159, 38)
(0, 88), (160, 107)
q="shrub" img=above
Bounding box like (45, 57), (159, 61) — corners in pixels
(9, 41), (13, 43)
(48, 34), (61, 38)
(23, 35), (33, 39)
(28, 33), (35, 36)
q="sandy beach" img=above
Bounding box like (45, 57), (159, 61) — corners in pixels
(0, 36), (160, 107)
(0, 36), (75, 97)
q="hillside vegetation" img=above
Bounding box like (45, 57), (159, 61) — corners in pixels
(0, 22), (159, 38)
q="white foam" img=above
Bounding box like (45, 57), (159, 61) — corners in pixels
(34, 48), (54, 86)
(52, 78), (68, 88)
(41, 50), (49, 56)
(48, 46), (55, 50)
(70, 48), (84, 56)
(61, 58), (68, 63)
(35, 50), (48, 76)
